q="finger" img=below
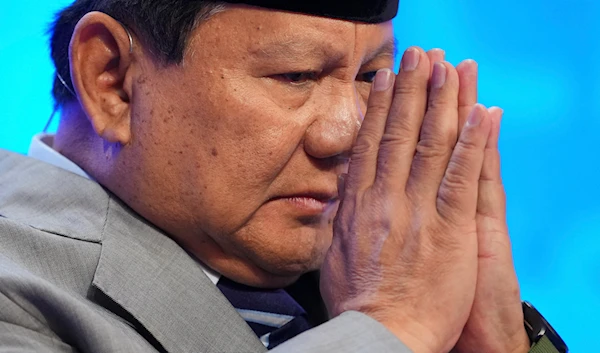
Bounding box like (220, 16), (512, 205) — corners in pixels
(477, 107), (506, 220)
(426, 48), (445, 77)
(456, 60), (478, 132)
(346, 68), (396, 191)
(437, 104), (491, 223)
(406, 61), (459, 201)
(375, 47), (430, 190)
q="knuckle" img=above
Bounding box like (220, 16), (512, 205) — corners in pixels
(456, 136), (480, 152)
(367, 92), (391, 110)
(394, 82), (421, 97)
(437, 168), (471, 209)
(436, 183), (463, 212)
(427, 95), (456, 111)
(367, 98), (391, 116)
(414, 137), (452, 160)
(375, 139), (413, 176)
(351, 137), (379, 157)
(444, 157), (473, 187)
(378, 109), (416, 144)
(375, 152), (396, 177)
(380, 129), (413, 146)
(436, 197), (467, 226)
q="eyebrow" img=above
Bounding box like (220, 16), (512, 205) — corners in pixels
(251, 37), (346, 63)
(251, 36), (398, 65)
(362, 37), (398, 64)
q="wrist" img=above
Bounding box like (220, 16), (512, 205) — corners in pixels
(379, 319), (448, 353)
(510, 330), (531, 353)
(452, 322), (530, 353)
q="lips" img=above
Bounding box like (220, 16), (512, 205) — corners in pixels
(270, 192), (338, 203)
(269, 192), (338, 215)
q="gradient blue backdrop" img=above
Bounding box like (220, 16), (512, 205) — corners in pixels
(1, 1), (598, 351)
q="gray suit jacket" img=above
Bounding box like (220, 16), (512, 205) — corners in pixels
(0, 149), (411, 353)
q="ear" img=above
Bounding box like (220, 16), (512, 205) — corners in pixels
(69, 12), (135, 145)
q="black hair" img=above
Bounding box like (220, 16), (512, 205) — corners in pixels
(48, 0), (225, 106)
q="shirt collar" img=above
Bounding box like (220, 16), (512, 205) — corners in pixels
(28, 133), (92, 179)
(26, 132), (221, 285)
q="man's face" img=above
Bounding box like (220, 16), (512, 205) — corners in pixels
(118, 5), (395, 286)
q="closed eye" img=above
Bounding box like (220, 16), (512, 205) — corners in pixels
(356, 71), (378, 83)
(272, 72), (319, 85)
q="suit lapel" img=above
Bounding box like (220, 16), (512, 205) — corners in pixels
(92, 197), (266, 353)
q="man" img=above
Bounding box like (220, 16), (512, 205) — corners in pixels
(0, 0), (566, 352)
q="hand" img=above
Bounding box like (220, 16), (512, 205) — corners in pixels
(320, 47), (492, 353)
(423, 50), (529, 353)
(450, 61), (530, 353)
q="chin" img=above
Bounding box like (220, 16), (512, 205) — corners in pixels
(252, 241), (326, 279)
(222, 260), (315, 289)
(219, 206), (334, 287)
(232, 228), (331, 287)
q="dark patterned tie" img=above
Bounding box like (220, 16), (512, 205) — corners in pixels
(217, 276), (312, 349)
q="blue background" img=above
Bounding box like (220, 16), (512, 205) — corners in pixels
(1, 1), (598, 351)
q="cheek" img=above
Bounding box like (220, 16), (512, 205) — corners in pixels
(149, 76), (309, 234)
(185, 77), (306, 181)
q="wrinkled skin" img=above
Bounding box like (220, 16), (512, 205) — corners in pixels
(57, 5), (528, 353)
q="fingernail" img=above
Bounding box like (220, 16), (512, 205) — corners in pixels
(431, 62), (446, 89)
(458, 59), (478, 75)
(373, 68), (394, 92)
(401, 48), (420, 72)
(431, 48), (445, 57)
(488, 106), (504, 116)
(467, 104), (485, 126)
(464, 59), (478, 68)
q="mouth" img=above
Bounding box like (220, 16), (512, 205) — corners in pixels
(268, 192), (338, 215)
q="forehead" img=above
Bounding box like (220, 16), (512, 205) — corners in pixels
(192, 5), (394, 63)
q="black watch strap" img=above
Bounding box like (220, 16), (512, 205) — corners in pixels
(523, 302), (568, 353)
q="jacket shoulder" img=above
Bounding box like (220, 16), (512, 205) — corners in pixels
(0, 222), (157, 352)
(0, 216), (102, 297)
(0, 149), (109, 243)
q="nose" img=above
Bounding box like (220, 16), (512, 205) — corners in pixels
(303, 83), (363, 161)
